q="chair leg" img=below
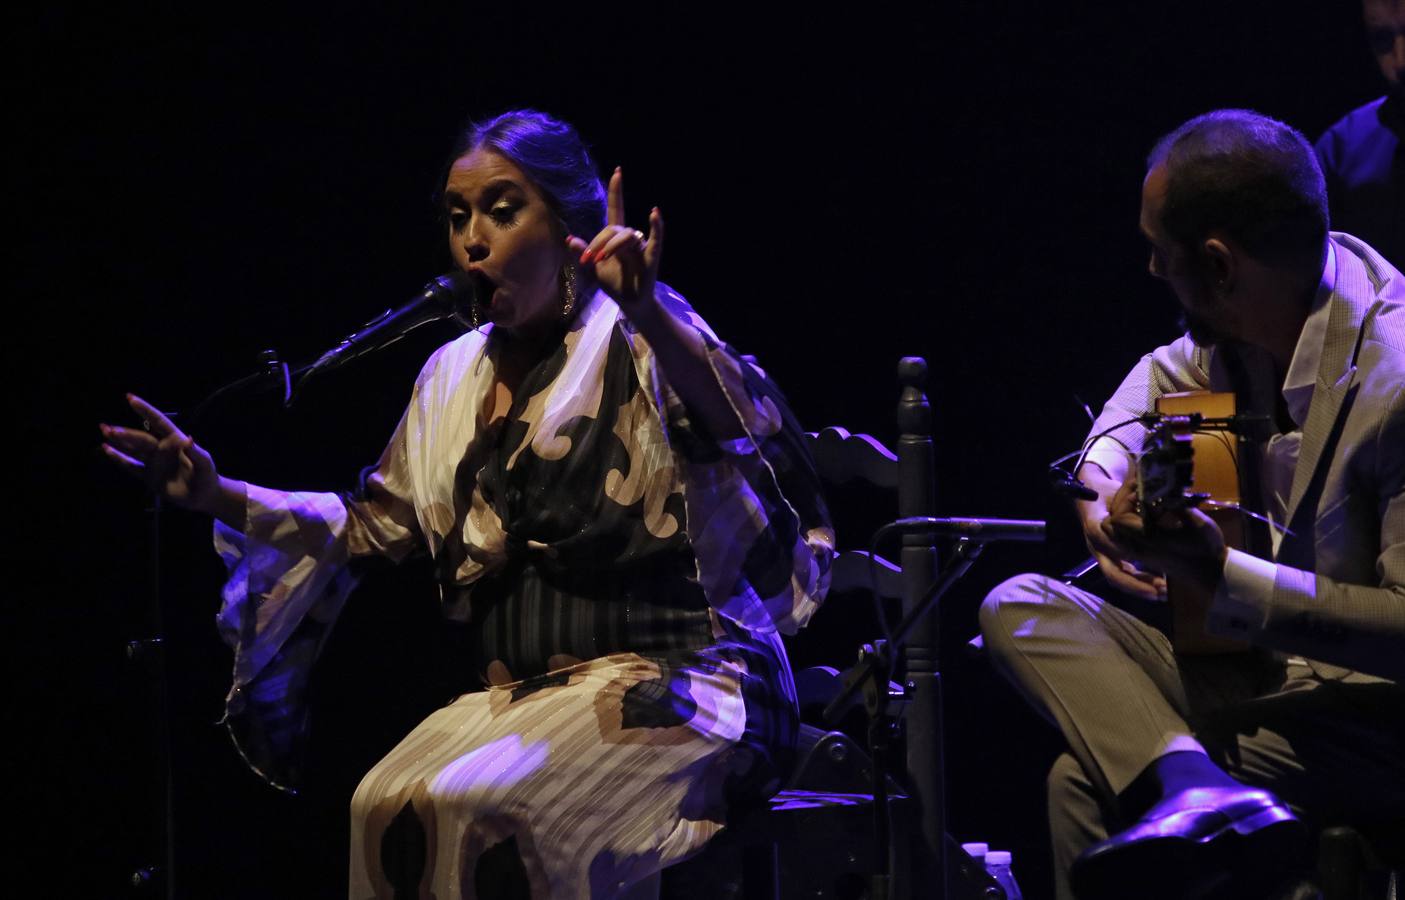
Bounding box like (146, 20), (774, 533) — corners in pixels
(740, 843), (779, 900)
(619, 871), (662, 900)
(1318, 826), (1360, 900)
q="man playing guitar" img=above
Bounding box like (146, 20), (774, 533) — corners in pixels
(980, 109), (1405, 900)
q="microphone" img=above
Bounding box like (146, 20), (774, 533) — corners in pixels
(891, 516), (1046, 543)
(1050, 468), (1099, 501)
(304, 272), (477, 376)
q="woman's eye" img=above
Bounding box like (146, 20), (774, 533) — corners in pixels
(448, 210), (468, 230)
(489, 202), (519, 225)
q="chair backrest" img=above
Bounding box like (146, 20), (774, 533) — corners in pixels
(806, 425), (903, 600)
(803, 356), (949, 892)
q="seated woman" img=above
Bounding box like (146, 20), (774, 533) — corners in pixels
(101, 109), (834, 899)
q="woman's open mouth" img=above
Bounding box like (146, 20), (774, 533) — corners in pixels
(467, 270), (499, 310)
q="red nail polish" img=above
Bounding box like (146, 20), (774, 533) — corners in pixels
(580, 250), (593, 265)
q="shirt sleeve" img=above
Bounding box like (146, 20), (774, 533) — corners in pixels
(1207, 382), (1405, 681)
(211, 371), (430, 789)
(642, 286), (835, 636)
(1081, 335), (1213, 479)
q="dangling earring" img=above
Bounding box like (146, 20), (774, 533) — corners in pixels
(561, 263), (579, 319)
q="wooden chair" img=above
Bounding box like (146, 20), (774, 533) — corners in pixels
(1313, 822), (1404, 900)
(662, 358), (964, 900)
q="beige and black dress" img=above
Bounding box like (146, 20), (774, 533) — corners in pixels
(212, 287), (834, 899)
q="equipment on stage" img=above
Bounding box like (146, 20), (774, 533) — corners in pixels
(666, 359), (1043, 900)
(301, 271), (477, 378)
(124, 272), (478, 897)
(1047, 390), (1276, 653)
(1135, 390), (1268, 654)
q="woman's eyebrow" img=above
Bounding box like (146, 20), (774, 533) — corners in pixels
(444, 179), (525, 205)
(480, 178), (523, 201)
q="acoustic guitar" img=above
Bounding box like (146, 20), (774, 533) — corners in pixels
(1136, 390), (1251, 655)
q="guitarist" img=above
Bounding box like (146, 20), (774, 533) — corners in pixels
(979, 109), (1405, 900)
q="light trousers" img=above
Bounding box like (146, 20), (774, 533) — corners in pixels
(979, 574), (1405, 900)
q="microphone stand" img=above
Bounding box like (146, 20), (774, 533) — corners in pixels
(823, 528), (1040, 900)
(126, 273), (473, 895)
(127, 350), (293, 897)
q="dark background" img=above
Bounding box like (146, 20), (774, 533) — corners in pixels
(15, 2), (1387, 897)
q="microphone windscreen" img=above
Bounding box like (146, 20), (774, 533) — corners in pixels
(424, 271), (476, 305)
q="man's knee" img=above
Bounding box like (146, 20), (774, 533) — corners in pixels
(979, 573), (1066, 658)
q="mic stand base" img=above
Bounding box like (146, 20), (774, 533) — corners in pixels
(824, 539), (987, 900)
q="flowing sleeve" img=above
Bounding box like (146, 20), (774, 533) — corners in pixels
(211, 363), (434, 790)
(638, 286), (834, 636)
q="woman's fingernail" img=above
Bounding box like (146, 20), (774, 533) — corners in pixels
(580, 250), (593, 265)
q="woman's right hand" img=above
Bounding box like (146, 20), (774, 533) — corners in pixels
(101, 393), (222, 514)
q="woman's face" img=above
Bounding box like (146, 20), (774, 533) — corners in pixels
(444, 147), (570, 337)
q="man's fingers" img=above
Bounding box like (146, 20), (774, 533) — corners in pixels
(1109, 479), (1140, 517)
(1102, 511), (1146, 549)
(1096, 552), (1165, 601)
(1182, 506), (1219, 534)
(1083, 516), (1120, 556)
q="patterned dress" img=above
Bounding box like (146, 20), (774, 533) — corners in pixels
(212, 287), (834, 899)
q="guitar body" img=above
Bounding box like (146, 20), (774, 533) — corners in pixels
(1153, 392), (1251, 655)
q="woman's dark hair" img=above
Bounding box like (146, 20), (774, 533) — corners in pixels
(438, 109), (606, 239)
(1146, 109), (1328, 270)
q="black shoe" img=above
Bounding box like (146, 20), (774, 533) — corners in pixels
(1070, 786), (1306, 900)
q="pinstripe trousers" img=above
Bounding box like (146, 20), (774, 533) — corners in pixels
(980, 573), (1405, 900)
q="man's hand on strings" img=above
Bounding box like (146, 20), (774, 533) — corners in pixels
(1103, 478), (1228, 589)
(1077, 466), (1168, 601)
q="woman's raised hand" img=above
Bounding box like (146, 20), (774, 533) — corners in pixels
(101, 394), (221, 514)
(567, 167), (663, 322)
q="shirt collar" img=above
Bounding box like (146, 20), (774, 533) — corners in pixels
(1280, 241), (1336, 429)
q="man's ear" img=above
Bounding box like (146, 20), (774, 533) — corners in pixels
(1202, 237), (1236, 294)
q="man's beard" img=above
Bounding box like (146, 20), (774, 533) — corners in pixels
(1179, 308), (1229, 347)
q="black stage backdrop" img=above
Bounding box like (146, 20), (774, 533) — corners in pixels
(15, 3), (1384, 897)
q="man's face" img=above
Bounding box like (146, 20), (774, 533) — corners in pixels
(1139, 164), (1236, 347)
(1364, 0), (1405, 99)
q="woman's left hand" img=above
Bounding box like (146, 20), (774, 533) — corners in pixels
(567, 167), (663, 324)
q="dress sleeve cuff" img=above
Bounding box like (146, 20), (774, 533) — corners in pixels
(1205, 548), (1273, 640)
